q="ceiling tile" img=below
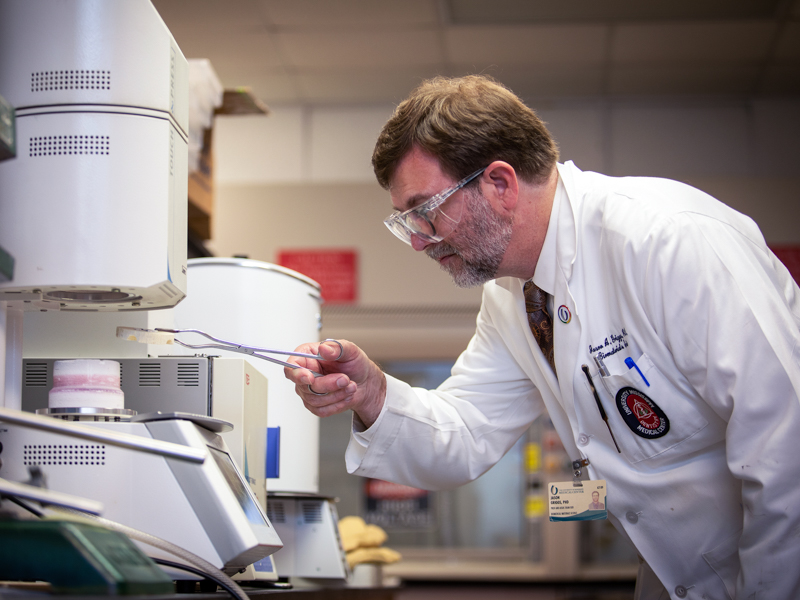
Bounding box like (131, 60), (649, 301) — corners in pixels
(277, 30), (444, 68)
(758, 65), (800, 93)
(449, 65), (605, 98)
(153, 0), (266, 35)
(774, 22), (800, 60)
(257, 0), (440, 27)
(609, 63), (760, 95)
(445, 24), (608, 66)
(177, 31), (285, 71)
(448, 0), (784, 24)
(294, 67), (443, 103)
(613, 20), (776, 63)
(153, 0), (800, 105)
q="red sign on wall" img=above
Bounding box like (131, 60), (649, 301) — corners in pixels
(770, 245), (800, 285)
(277, 249), (358, 304)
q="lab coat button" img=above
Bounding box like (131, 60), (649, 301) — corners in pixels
(674, 585), (688, 598)
(577, 433), (590, 446)
(625, 511), (639, 524)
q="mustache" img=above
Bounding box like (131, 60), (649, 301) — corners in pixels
(425, 242), (459, 261)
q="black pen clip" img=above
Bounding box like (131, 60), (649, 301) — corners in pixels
(581, 364), (621, 453)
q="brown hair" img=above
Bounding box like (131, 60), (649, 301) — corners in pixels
(372, 75), (559, 189)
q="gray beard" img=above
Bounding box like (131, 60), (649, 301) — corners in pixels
(426, 188), (513, 288)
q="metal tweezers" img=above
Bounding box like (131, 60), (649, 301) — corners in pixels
(155, 328), (339, 377)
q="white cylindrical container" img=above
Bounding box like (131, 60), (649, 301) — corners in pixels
(48, 359), (124, 410)
(0, 0), (188, 311)
(172, 258), (322, 494)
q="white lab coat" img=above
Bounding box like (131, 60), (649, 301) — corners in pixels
(346, 162), (800, 600)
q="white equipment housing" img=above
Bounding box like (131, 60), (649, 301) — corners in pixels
(0, 0), (188, 312)
(172, 258), (322, 494)
(266, 495), (349, 580)
(0, 416), (283, 574)
(20, 356), (269, 511)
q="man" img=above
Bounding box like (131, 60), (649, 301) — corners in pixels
(589, 491), (605, 511)
(285, 75), (800, 599)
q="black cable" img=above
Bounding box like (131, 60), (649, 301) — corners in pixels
(150, 558), (243, 600)
(2, 495), (45, 518)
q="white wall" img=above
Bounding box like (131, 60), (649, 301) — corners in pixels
(214, 98), (800, 184)
(209, 97), (800, 360)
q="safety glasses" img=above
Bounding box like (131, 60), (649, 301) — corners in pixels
(383, 167), (486, 246)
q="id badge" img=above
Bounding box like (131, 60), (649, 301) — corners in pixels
(548, 479), (608, 521)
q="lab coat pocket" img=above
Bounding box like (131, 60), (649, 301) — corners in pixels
(702, 528), (741, 600)
(595, 353), (709, 463)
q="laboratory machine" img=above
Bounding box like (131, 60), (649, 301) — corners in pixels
(0, 0), (285, 590)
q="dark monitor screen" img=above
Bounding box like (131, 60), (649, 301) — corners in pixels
(207, 445), (269, 527)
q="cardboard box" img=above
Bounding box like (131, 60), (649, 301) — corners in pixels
(188, 127), (214, 240)
(187, 88), (268, 241)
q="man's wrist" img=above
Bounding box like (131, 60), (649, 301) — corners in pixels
(355, 366), (387, 428)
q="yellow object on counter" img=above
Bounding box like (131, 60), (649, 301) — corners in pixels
(338, 515), (388, 551)
(346, 546), (402, 569)
(338, 515), (400, 569)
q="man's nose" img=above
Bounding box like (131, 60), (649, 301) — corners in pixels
(410, 234), (431, 252)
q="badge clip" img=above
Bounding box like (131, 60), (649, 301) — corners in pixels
(572, 458), (590, 485)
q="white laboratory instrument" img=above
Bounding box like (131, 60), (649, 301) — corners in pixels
(0, 0), (283, 586)
(171, 258), (322, 495)
(0, 0), (189, 410)
(266, 494), (349, 581)
(0, 413), (283, 575)
(20, 356), (270, 513)
(148, 259), (352, 583)
(0, 0), (188, 312)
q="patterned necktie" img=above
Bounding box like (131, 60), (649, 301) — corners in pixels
(524, 281), (557, 375)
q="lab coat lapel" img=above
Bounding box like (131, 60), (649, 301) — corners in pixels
(552, 161), (581, 421)
(553, 273), (581, 423)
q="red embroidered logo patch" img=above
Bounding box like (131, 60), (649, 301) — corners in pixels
(615, 387), (669, 439)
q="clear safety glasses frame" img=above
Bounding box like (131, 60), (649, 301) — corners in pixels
(383, 167), (487, 246)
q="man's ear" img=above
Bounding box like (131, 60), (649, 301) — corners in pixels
(482, 161), (519, 214)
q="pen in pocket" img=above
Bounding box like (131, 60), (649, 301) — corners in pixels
(624, 357), (650, 387)
(581, 364), (621, 454)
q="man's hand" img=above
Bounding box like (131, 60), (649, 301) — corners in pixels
(283, 339), (386, 428)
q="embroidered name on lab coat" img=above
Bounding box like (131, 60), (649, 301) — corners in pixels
(616, 387), (670, 438)
(588, 328), (629, 360)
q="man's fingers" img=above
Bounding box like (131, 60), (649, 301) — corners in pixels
(318, 339), (345, 361)
(284, 362), (318, 386)
(302, 392), (357, 418)
(303, 375), (355, 396)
